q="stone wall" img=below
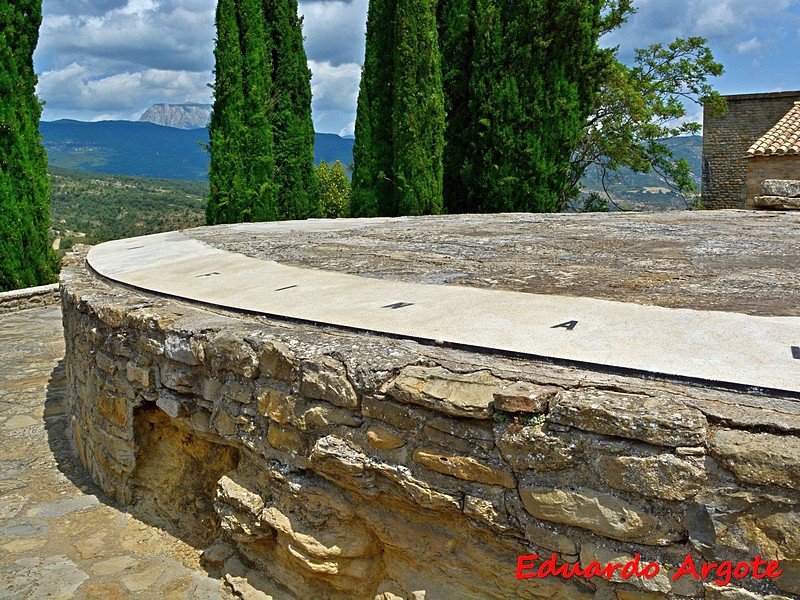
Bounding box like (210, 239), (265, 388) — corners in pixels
(746, 158), (800, 207)
(61, 251), (800, 600)
(0, 283), (60, 315)
(702, 90), (800, 209)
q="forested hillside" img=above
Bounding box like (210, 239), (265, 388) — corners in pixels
(49, 167), (206, 251)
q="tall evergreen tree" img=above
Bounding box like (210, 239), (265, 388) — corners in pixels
(208, 0), (316, 224)
(392, 0), (445, 216)
(351, 0), (396, 217)
(437, 0), (475, 214)
(352, 0), (444, 217)
(0, 0), (57, 291)
(440, 0), (606, 213)
(263, 0), (318, 220)
(208, 0), (265, 224)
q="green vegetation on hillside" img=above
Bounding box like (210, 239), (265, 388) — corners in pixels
(49, 167), (206, 250)
(0, 0), (57, 291)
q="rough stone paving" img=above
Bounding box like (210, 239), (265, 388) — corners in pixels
(0, 305), (236, 599)
(56, 211), (800, 599)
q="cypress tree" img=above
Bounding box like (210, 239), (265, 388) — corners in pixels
(437, 0), (475, 214)
(442, 0), (605, 213)
(0, 0), (57, 291)
(352, 0), (444, 217)
(209, 0), (316, 223)
(241, 0), (278, 221)
(351, 0), (395, 217)
(262, 0), (319, 220)
(392, 0), (445, 216)
(208, 0), (258, 224)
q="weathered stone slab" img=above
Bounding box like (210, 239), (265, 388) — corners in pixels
(412, 449), (517, 489)
(761, 179), (800, 197)
(301, 356), (359, 409)
(549, 389), (708, 447)
(709, 429), (800, 490)
(598, 454), (706, 501)
(496, 425), (576, 472)
(493, 382), (558, 413)
(753, 195), (800, 210)
(366, 425), (405, 450)
(518, 486), (681, 545)
(386, 366), (501, 419)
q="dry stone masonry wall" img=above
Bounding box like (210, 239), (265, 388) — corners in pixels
(0, 283), (60, 315)
(61, 249), (799, 600)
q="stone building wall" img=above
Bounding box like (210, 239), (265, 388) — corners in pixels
(702, 90), (800, 209)
(60, 251), (800, 600)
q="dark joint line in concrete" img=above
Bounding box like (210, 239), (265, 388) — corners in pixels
(196, 272), (221, 278)
(275, 285), (299, 292)
(382, 302), (415, 310)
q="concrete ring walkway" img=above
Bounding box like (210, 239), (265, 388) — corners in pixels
(86, 221), (800, 398)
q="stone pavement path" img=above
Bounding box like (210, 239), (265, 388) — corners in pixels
(0, 305), (235, 600)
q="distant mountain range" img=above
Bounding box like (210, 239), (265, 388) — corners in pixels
(40, 119), (355, 181)
(40, 114), (702, 209)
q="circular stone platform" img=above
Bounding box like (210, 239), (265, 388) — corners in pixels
(62, 211), (800, 600)
(87, 212), (800, 396)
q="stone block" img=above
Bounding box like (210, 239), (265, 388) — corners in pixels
(753, 196), (800, 210)
(125, 362), (150, 388)
(550, 389), (707, 447)
(496, 424), (576, 472)
(362, 395), (422, 430)
(267, 422), (306, 454)
(207, 330), (259, 378)
(155, 391), (185, 419)
(519, 486), (681, 545)
(709, 429), (800, 490)
(258, 340), (298, 382)
(97, 391), (129, 430)
(761, 179), (800, 197)
(164, 334), (200, 365)
(412, 449), (517, 489)
(426, 416), (494, 444)
(493, 382), (558, 413)
(386, 366), (501, 419)
(159, 362), (195, 394)
(366, 425), (405, 450)
(598, 454), (706, 501)
(301, 356), (359, 409)
(687, 490), (800, 582)
(579, 543), (671, 594)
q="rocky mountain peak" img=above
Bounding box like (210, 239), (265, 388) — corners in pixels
(138, 103), (212, 130)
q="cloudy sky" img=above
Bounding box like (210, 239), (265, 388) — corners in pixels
(34, 0), (800, 136)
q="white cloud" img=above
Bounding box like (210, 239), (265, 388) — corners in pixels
(736, 37), (762, 54)
(299, 0), (368, 66)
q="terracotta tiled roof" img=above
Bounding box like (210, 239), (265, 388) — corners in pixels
(746, 101), (800, 157)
